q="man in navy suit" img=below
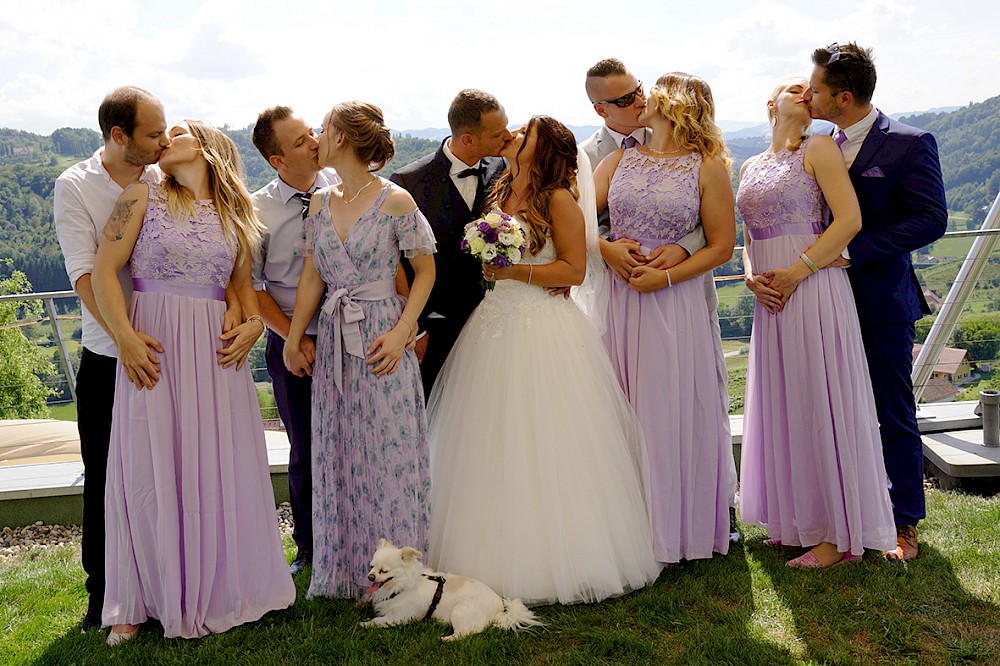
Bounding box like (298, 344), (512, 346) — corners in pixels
(806, 42), (948, 560)
(390, 89), (512, 396)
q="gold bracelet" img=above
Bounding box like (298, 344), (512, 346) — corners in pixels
(664, 269), (672, 288)
(800, 252), (820, 273)
(246, 314), (266, 331)
(399, 316), (415, 333)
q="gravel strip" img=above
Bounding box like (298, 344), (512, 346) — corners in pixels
(1, 503), (296, 559)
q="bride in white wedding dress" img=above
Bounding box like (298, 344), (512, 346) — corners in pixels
(426, 116), (661, 605)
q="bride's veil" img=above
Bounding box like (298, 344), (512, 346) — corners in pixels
(571, 146), (610, 335)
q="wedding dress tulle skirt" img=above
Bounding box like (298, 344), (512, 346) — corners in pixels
(427, 279), (661, 605)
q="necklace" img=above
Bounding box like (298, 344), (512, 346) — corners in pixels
(342, 175), (378, 204)
(644, 146), (684, 156)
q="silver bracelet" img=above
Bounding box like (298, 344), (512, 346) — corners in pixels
(246, 314), (266, 331)
(800, 252), (820, 273)
(527, 264), (534, 286)
(664, 269), (672, 288)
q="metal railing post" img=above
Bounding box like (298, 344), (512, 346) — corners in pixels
(913, 190), (1000, 402)
(44, 296), (77, 405)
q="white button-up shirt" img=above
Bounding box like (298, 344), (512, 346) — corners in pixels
(251, 168), (340, 336)
(443, 139), (482, 211)
(53, 149), (159, 358)
(836, 106), (880, 169)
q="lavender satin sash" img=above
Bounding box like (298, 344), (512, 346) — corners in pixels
(321, 278), (396, 393)
(133, 277), (226, 301)
(747, 222), (824, 242)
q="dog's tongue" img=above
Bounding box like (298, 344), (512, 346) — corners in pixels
(366, 580), (383, 594)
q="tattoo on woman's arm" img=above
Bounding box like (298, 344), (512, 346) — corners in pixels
(104, 199), (136, 241)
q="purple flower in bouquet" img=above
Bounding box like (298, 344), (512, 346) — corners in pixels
(494, 254), (510, 269)
(477, 221), (492, 233)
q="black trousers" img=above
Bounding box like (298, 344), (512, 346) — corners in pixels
(265, 331), (313, 555)
(418, 316), (468, 399)
(76, 347), (117, 620)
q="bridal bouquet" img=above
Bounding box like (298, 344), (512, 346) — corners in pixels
(461, 211), (529, 291)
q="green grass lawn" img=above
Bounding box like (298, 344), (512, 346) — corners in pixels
(3, 489), (998, 665)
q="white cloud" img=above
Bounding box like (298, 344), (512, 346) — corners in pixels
(0, 0), (997, 135)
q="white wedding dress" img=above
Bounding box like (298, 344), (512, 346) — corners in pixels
(426, 225), (662, 605)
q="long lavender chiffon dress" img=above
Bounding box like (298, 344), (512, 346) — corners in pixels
(103, 183), (295, 639)
(736, 138), (895, 554)
(305, 184), (434, 600)
(604, 149), (736, 564)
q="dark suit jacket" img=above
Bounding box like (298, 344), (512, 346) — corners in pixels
(846, 111), (947, 324)
(389, 140), (505, 328)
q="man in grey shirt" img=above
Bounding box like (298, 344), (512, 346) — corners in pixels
(251, 106), (339, 574)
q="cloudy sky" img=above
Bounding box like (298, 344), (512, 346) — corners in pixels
(2, 0), (997, 135)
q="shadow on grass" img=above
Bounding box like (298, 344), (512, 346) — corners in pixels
(755, 540), (1000, 665)
(28, 546), (801, 665)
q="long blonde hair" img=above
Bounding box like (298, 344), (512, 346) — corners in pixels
(648, 72), (732, 169)
(161, 120), (263, 262)
(485, 116), (579, 255)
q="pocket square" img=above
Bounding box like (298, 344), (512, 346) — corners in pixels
(861, 166), (884, 177)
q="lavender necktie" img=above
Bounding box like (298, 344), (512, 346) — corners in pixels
(834, 130), (848, 148)
(623, 136), (639, 149)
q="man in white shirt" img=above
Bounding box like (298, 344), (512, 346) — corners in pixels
(54, 86), (169, 632)
(251, 106), (340, 574)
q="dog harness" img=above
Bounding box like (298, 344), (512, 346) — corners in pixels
(422, 575), (446, 620)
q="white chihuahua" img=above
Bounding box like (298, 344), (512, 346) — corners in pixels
(361, 539), (542, 641)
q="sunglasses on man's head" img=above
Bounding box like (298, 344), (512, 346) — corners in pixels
(595, 83), (644, 108)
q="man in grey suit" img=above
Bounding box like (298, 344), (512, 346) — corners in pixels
(582, 58), (738, 540)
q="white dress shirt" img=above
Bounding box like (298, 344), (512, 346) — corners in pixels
(54, 149), (159, 358)
(836, 106), (880, 169)
(443, 139), (480, 211)
(251, 168), (340, 336)
(604, 126), (650, 149)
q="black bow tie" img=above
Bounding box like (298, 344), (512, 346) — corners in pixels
(456, 164), (486, 179)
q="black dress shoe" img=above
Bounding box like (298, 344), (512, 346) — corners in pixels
(289, 550), (312, 574)
(80, 610), (102, 633)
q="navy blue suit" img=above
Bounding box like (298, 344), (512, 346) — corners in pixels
(845, 111), (947, 527)
(389, 140), (505, 396)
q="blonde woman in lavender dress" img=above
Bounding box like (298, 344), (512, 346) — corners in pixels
(738, 77), (895, 567)
(594, 72), (738, 566)
(93, 121), (294, 643)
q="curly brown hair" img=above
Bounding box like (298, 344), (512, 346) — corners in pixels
(485, 116), (579, 256)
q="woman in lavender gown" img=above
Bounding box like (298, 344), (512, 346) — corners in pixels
(93, 121), (295, 643)
(283, 102), (435, 599)
(427, 116), (660, 605)
(738, 77), (895, 567)
(594, 72), (738, 565)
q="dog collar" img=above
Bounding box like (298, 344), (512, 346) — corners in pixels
(422, 574), (446, 621)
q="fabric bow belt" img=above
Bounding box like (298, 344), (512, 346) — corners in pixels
(321, 278), (396, 393)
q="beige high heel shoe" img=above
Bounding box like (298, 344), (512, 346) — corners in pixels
(106, 624), (139, 646)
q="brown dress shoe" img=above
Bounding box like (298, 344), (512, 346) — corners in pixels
(885, 525), (918, 561)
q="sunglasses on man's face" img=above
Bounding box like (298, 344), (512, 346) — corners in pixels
(596, 83), (644, 108)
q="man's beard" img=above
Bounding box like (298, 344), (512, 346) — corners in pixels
(123, 139), (160, 167)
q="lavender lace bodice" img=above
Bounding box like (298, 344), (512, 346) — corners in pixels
(736, 137), (830, 234)
(130, 183), (237, 287)
(608, 149), (701, 241)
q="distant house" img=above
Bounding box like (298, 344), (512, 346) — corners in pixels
(918, 375), (963, 403)
(912, 344), (975, 384)
(922, 288), (944, 311)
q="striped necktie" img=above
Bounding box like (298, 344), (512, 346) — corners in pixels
(292, 192), (312, 220)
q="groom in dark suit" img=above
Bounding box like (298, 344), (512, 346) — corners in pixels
(806, 42), (947, 561)
(390, 89), (512, 396)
